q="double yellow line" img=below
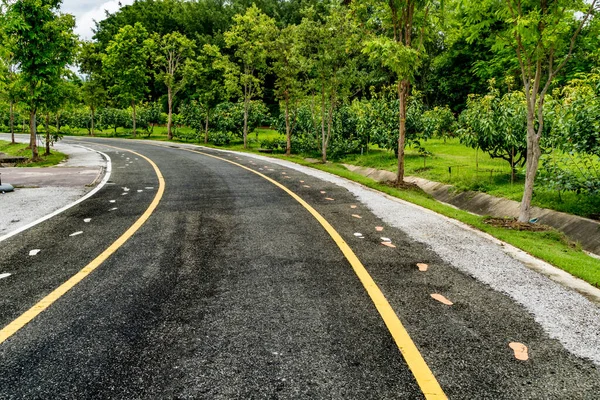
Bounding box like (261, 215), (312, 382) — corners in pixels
(1, 142), (446, 399)
(183, 148), (447, 400)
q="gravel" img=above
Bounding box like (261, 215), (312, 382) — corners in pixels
(213, 148), (600, 367)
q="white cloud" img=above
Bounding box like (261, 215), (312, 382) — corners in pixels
(62, 0), (134, 40)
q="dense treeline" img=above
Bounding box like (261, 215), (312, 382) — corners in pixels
(0, 0), (598, 221)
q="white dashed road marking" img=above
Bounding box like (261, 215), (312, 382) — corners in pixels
(84, 218), (92, 223)
(69, 231), (83, 237)
(0, 273), (11, 280)
(29, 249), (41, 256)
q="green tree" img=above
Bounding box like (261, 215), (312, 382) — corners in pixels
(298, 4), (360, 162)
(103, 23), (154, 137)
(222, 4), (277, 148)
(356, 0), (438, 184)
(469, 0), (599, 221)
(78, 41), (106, 136)
(155, 31), (195, 140)
(183, 46), (224, 143)
(272, 24), (304, 156)
(5, 0), (76, 160)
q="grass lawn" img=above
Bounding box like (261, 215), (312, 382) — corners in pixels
(0, 140), (67, 167)
(339, 138), (599, 219)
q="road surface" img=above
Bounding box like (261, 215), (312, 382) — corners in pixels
(1, 138), (599, 399)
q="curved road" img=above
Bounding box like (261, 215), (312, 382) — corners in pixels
(0, 138), (599, 399)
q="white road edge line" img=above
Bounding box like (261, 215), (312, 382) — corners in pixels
(0, 148), (112, 243)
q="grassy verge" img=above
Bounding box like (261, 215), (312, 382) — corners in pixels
(339, 138), (599, 219)
(0, 140), (67, 167)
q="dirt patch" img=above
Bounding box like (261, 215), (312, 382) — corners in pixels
(382, 179), (423, 192)
(484, 217), (553, 232)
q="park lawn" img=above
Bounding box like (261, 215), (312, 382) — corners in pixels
(0, 140), (66, 167)
(338, 137), (599, 219)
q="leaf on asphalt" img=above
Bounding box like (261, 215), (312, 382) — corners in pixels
(352, 214), (362, 219)
(509, 342), (529, 361)
(430, 293), (453, 305)
(381, 242), (396, 248)
(417, 263), (428, 271)
(375, 226), (383, 231)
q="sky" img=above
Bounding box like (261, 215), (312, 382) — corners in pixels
(62, 0), (134, 40)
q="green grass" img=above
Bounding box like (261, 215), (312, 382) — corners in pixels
(0, 140), (67, 167)
(57, 127), (600, 286)
(339, 138), (599, 219)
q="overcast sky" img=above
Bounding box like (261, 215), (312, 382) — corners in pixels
(62, 0), (134, 40)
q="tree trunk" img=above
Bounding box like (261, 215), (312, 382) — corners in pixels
(45, 113), (51, 156)
(243, 98), (249, 149)
(29, 109), (38, 160)
(204, 108), (209, 144)
(132, 101), (137, 138)
(91, 107), (95, 136)
(321, 83), (326, 163)
(518, 119), (541, 222)
(167, 86), (173, 140)
(285, 91), (291, 156)
(9, 101), (15, 144)
(396, 79), (409, 185)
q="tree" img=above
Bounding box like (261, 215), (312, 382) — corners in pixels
(298, 4), (360, 162)
(222, 4), (277, 149)
(78, 41), (106, 136)
(103, 23), (154, 137)
(0, 34), (21, 144)
(183, 46), (224, 143)
(272, 24), (305, 156)
(356, 0), (433, 184)
(458, 87), (528, 181)
(154, 32), (195, 140)
(483, 0), (599, 221)
(5, 0), (76, 160)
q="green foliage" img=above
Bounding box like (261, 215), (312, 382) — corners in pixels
(458, 87), (528, 171)
(103, 23), (154, 110)
(4, 0), (77, 112)
(422, 106), (457, 141)
(98, 107), (129, 135)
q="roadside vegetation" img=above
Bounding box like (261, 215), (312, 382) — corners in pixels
(0, 0), (599, 283)
(0, 140), (66, 167)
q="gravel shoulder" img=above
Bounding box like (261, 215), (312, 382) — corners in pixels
(0, 134), (108, 239)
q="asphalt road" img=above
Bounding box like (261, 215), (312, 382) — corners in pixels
(0, 138), (599, 399)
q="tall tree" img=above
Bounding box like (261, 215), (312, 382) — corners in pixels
(5, 0), (76, 160)
(103, 23), (154, 137)
(298, 4), (360, 162)
(155, 32), (195, 140)
(498, 0), (598, 221)
(272, 24), (304, 156)
(184, 45), (224, 143)
(356, 0), (434, 184)
(78, 41), (106, 136)
(222, 4), (277, 148)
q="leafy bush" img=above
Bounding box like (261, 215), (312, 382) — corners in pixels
(458, 88), (528, 174)
(98, 108), (129, 135)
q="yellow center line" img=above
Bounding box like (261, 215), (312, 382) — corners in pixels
(179, 147), (447, 400)
(0, 144), (165, 345)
